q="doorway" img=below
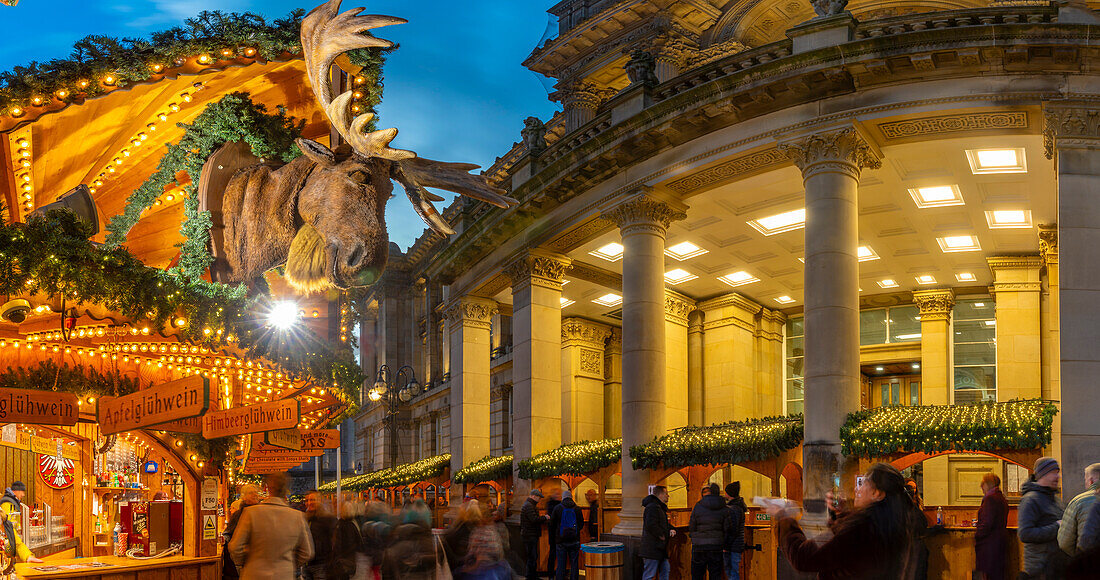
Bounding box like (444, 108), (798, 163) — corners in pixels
(861, 362), (921, 408)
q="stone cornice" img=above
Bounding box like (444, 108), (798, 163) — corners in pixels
(445, 296), (498, 329)
(987, 255), (1043, 271)
(664, 290), (696, 325)
(1043, 101), (1100, 158)
(1038, 225), (1058, 266)
(912, 289), (955, 321)
(777, 125), (882, 178)
(698, 292), (764, 315)
(561, 317), (613, 348)
(601, 189), (688, 234)
(505, 249), (573, 291)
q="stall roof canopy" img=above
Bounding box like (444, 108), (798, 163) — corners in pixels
(518, 438), (622, 480)
(453, 454), (513, 484)
(631, 415), (803, 471)
(841, 400), (1057, 458)
(320, 454), (451, 492)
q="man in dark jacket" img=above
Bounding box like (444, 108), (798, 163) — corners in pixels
(689, 483), (727, 580)
(585, 489), (599, 541)
(724, 482), (746, 580)
(519, 489), (546, 580)
(975, 472), (1009, 580)
(304, 491), (338, 580)
(1018, 457), (1066, 579)
(549, 489), (584, 580)
(546, 489), (562, 578)
(641, 486), (674, 580)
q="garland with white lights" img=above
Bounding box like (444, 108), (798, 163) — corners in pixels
(320, 454), (451, 492)
(630, 415), (804, 470)
(518, 439), (622, 480)
(453, 455), (513, 484)
(840, 400), (1058, 458)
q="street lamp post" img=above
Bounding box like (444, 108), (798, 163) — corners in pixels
(368, 365), (421, 469)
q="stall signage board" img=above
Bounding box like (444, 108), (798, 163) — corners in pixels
(0, 430), (31, 451)
(151, 417), (203, 434)
(300, 429), (340, 450)
(31, 435), (56, 456)
(61, 444), (79, 462)
(202, 399), (299, 438)
(264, 427), (302, 451)
(202, 515), (216, 540)
(98, 376), (210, 435)
(246, 453), (315, 464)
(247, 435), (323, 457)
(0, 388), (79, 426)
(201, 477), (218, 510)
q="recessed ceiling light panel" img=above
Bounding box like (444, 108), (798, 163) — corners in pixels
(857, 246), (879, 262)
(915, 275), (937, 285)
(718, 271), (760, 288)
(985, 209), (1033, 229)
(908, 185), (965, 208)
(664, 268), (698, 285)
(966, 148), (1027, 174)
(748, 208), (806, 236)
(588, 242), (624, 262)
(937, 235), (981, 253)
(592, 293), (623, 307)
(560, 297), (575, 308)
(956, 272), (977, 282)
(877, 279), (899, 289)
(774, 295), (796, 305)
(665, 241), (708, 261)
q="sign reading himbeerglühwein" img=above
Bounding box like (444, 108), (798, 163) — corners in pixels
(97, 376), (209, 435)
(264, 427), (302, 451)
(202, 399), (299, 438)
(0, 388), (79, 426)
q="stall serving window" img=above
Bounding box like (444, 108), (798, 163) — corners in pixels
(953, 299), (996, 404)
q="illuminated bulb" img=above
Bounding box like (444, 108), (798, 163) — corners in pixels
(169, 103), (180, 112)
(21, 184), (31, 192)
(158, 113), (168, 122)
(181, 92), (192, 103)
(353, 92), (363, 99)
(10, 107), (23, 116)
(21, 160), (30, 168)
(114, 158), (122, 165)
(354, 76), (365, 85)
(94, 180), (103, 187)
(88, 188), (96, 193)
(108, 167), (116, 173)
(151, 63), (163, 72)
(103, 75), (115, 85)
(197, 55), (211, 64)
(176, 318), (186, 327)
(221, 49), (232, 57)
(138, 132), (147, 141)
(175, 440), (183, 447)
(147, 123), (156, 131)
(165, 194), (174, 202)
(19, 149), (30, 158)
(78, 80), (89, 88)
(15, 139), (27, 147)
(243, 47), (256, 56)
(56, 90), (68, 98)
(31, 97), (42, 105)
(122, 149), (130, 157)
(350, 104), (362, 113)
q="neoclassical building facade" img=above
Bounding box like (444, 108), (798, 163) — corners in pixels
(354, 0), (1100, 539)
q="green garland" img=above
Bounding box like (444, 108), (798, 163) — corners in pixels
(0, 210), (362, 417)
(453, 454), (513, 484)
(104, 92), (305, 279)
(518, 439), (622, 480)
(320, 454), (451, 492)
(0, 360), (139, 398)
(0, 10), (388, 116)
(630, 415), (804, 470)
(840, 400), (1058, 458)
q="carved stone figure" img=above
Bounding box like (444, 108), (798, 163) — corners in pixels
(625, 50), (659, 87)
(811, 0), (849, 17)
(520, 117), (547, 155)
(212, 0), (516, 293)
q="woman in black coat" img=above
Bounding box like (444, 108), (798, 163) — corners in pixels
(975, 473), (1009, 580)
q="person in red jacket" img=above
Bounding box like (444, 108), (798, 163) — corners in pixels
(975, 473), (1009, 580)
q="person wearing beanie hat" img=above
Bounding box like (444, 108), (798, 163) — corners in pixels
(724, 482), (746, 580)
(0, 482), (25, 517)
(1019, 457), (1067, 578)
(548, 488), (584, 580)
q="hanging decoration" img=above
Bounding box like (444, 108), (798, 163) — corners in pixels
(38, 453), (75, 489)
(841, 399), (1058, 458)
(453, 455), (513, 484)
(319, 453), (451, 492)
(630, 415), (804, 470)
(518, 439), (622, 480)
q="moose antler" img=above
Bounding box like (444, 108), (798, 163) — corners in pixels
(394, 158), (516, 235)
(301, 0), (413, 161)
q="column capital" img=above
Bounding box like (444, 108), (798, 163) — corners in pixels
(1038, 225), (1058, 267)
(561, 317), (613, 349)
(444, 296), (498, 329)
(777, 125), (882, 179)
(1043, 102), (1100, 159)
(987, 255), (1043, 292)
(607, 327), (623, 353)
(688, 309), (705, 333)
(912, 289), (955, 321)
(600, 189), (688, 235)
(505, 249), (573, 291)
(664, 290), (696, 325)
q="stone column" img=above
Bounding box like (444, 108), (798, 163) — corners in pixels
(754, 308), (786, 417)
(665, 291), (694, 430)
(1039, 226), (1061, 463)
(687, 310), (705, 426)
(359, 303), (380, 406)
(601, 190), (687, 535)
(426, 282), (445, 385)
(698, 294), (761, 422)
(987, 256), (1043, 401)
(778, 125), (881, 526)
(604, 328), (623, 439)
(561, 318), (612, 443)
(1045, 102), (1100, 499)
(912, 289), (954, 405)
(506, 250), (571, 505)
(554, 80), (610, 133)
(445, 296), (497, 478)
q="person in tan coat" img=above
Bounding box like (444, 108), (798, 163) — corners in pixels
(229, 473), (314, 580)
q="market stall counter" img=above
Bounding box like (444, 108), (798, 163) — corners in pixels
(15, 555), (219, 579)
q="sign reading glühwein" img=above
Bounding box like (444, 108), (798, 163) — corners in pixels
(264, 427), (302, 451)
(0, 388), (79, 426)
(98, 376), (209, 435)
(202, 399), (299, 438)
(151, 417), (203, 434)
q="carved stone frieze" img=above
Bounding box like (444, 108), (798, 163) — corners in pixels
(879, 112), (1029, 141)
(561, 317), (612, 348)
(580, 348), (603, 374)
(912, 289), (955, 322)
(445, 297), (498, 329)
(601, 191), (688, 234)
(1043, 104), (1100, 158)
(665, 148), (788, 194)
(1038, 225), (1058, 266)
(664, 291), (696, 325)
(777, 127), (882, 178)
(505, 250), (573, 291)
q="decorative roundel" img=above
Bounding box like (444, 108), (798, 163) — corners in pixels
(39, 454), (75, 489)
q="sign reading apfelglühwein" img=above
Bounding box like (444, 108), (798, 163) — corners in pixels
(0, 388), (78, 426)
(98, 376), (209, 435)
(202, 399), (299, 438)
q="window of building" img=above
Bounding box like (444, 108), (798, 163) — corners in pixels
(859, 306), (922, 345)
(953, 298), (996, 404)
(785, 318), (804, 415)
(434, 414), (450, 455)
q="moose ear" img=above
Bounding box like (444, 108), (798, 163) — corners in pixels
(296, 138), (336, 165)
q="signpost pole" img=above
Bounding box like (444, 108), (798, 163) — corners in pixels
(336, 423), (342, 518)
(315, 456), (320, 490)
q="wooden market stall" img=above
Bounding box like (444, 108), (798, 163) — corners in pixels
(453, 454), (515, 511)
(319, 454), (453, 523)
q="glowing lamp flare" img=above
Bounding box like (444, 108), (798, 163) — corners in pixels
(267, 301), (301, 330)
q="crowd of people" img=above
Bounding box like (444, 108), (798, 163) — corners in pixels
(222, 459), (1100, 580)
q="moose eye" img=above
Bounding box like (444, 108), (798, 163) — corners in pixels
(348, 170), (368, 184)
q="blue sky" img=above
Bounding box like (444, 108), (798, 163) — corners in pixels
(0, 0), (560, 250)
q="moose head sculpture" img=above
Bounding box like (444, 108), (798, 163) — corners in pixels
(214, 0), (515, 293)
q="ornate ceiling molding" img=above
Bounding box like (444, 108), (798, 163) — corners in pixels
(878, 111), (1029, 141)
(664, 147), (788, 195)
